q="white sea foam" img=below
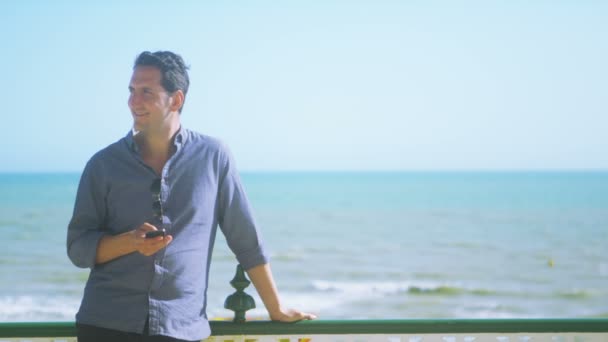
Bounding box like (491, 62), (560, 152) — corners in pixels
(0, 296), (79, 321)
(311, 279), (476, 296)
(451, 301), (533, 319)
(312, 280), (410, 295)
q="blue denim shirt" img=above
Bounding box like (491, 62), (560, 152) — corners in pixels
(67, 128), (268, 340)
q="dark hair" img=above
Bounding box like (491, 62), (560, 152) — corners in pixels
(134, 51), (190, 112)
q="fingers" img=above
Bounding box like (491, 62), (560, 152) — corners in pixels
(135, 222), (158, 238)
(138, 235), (173, 256)
(133, 223), (173, 256)
(301, 312), (317, 320)
(285, 312), (315, 322)
(273, 309), (317, 322)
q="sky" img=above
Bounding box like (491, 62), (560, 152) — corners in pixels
(0, 1), (606, 172)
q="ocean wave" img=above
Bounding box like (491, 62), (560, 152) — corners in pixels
(408, 285), (496, 296)
(451, 301), (533, 319)
(0, 295), (79, 321)
(555, 289), (595, 299)
(311, 280), (497, 297)
(312, 280), (409, 294)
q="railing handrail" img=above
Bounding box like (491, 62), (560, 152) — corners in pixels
(1, 319), (608, 338)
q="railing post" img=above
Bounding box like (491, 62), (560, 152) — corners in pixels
(224, 264), (256, 323)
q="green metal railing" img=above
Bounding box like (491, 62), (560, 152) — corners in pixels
(1, 319), (608, 340)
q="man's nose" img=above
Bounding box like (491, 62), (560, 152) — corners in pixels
(129, 93), (142, 107)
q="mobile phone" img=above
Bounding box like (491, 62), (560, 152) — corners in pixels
(145, 229), (166, 239)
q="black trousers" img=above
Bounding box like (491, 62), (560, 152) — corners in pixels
(76, 322), (199, 342)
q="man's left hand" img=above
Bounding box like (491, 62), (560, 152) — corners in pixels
(270, 308), (317, 322)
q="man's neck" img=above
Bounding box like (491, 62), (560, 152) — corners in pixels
(134, 121), (181, 159)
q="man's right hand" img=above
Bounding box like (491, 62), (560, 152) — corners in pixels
(95, 223), (173, 265)
(133, 222), (173, 256)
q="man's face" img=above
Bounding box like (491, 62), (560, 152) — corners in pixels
(128, 66), (174, 133)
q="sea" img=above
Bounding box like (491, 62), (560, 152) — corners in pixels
(1, 171), (607, 322)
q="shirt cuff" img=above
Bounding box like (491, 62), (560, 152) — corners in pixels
(235, 245), (270, 271)
(68, 230), (106, 268)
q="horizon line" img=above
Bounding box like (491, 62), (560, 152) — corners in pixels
(1, 168), (607, 175)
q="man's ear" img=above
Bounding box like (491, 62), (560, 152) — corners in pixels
(170, 90), (185, 112)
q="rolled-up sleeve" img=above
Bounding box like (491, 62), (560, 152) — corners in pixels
(67, 158), (107, 269)
(216, 146), (269, 270)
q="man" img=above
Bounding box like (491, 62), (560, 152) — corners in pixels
(67, 51), (315, 342)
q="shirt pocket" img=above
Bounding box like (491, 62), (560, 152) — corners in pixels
(105, 179), (151, 234)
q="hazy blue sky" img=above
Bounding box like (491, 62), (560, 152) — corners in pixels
(1, 1), (606, 172)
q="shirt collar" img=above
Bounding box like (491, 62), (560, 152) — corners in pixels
(173, 127), (187, 150)
(125, 127), (188, 153)
(125, 129), (139, 153)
